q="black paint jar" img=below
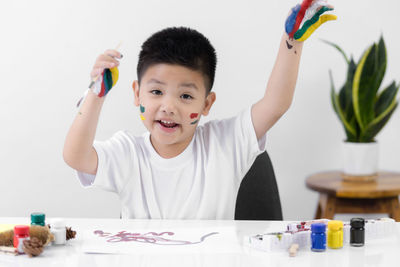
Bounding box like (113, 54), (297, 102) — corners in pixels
(350, 218), (365, 247)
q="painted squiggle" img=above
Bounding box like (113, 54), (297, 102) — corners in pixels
(93, 230), (219, 246)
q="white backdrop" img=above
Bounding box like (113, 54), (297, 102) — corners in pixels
(1, 0), (399, 220)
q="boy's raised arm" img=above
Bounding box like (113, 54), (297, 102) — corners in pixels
(251, 34), (303, 140)
(251, 0), (336, 140)
(63, 49), (122, 174)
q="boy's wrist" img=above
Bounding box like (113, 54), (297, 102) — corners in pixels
(283, 32), (304, 48)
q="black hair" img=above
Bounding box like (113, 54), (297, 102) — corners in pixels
(137, 27), (217, 92)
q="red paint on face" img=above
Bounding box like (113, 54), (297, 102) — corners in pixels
(190, 113), (198, 119)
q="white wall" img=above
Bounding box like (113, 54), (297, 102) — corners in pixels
(1, 0), (399, 219)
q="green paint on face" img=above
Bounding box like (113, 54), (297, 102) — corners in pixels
(191, 119), (199, 125)
(140, 104), (145, 113)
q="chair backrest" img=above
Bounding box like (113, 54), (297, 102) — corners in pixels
(234, 151), (283, 220)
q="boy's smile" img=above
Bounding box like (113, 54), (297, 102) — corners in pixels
(133, 64), (216, 158)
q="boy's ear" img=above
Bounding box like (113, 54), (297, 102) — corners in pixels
(132, 80), (140, 107)
(201, 92), (216, 116)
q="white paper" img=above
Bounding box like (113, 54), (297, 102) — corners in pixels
(82, 226), (243, 255)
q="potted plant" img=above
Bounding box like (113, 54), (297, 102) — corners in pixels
(324, 36), (399, 180)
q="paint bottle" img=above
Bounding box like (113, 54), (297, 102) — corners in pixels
(31, 212), (45, 226)
(311, 223), (326, 252)
(327, 220), (343, 249)
(350, 218), (365, 247)
(51, 219), (66, 245)
(14, 225), (30, 253)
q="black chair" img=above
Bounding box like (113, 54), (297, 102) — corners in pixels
(235, 151), (283, 220)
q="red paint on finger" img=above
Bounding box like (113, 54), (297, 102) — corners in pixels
(190, 113), (198, 119)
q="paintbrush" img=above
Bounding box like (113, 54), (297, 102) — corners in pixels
(76, 41), (123, 107)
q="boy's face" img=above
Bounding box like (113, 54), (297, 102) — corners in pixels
(132, 64), (216, 156)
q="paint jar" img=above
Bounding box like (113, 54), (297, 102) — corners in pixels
(327, 220), (343, 249)
(51, 219), (66, 245)
(14, 225), (30, 253)
(350, 218), (365, 247)
(31, 212), (45, 226)
(311, 223), (326, 252)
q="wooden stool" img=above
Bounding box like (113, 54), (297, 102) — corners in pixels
(306, 171), (400, 221)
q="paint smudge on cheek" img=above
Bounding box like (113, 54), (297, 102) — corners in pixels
(190, 113), (199, 125)
(140, 104), (146, 121)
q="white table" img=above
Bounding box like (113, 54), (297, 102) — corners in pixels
(0, 218), (399, 267)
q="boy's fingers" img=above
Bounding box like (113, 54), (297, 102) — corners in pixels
(104, 49), (123, 59)
(90, 68), (103, 79)
(94, 59), (120, 69)
(97, 54), (120, 65)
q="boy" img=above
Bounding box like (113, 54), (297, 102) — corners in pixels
(63, 1), (335, 219)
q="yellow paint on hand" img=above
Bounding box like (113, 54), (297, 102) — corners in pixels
(297, 14), (337, 41)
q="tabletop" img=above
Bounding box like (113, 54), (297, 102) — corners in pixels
(0, 217), (399, 267)
(306, 171), (400, 198)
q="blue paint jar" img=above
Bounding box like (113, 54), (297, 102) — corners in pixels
(311, 223), (326, 252)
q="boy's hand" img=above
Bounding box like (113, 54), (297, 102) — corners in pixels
(90, 49), (123, 97)
(285, 0), (336, 42)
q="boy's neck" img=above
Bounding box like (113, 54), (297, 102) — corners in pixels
(149, 134), (194, 159)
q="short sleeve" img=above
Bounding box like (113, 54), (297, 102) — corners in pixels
(76, 131), (133, 193)
(201, 106), (267, 181)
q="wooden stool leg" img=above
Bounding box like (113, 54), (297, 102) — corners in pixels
(388, 197), (400, 222)
(319, 193), (336, 219)
(315, 201), (322, 219)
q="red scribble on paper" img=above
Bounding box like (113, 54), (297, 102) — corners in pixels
(93, 230), (218, 246)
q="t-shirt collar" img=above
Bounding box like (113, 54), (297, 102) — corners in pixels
(143, 132), (195, 169)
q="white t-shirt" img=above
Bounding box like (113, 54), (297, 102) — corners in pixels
(77, 107), (266, 219)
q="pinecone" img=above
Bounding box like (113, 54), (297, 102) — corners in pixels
(66, 227), (76, 240)
(22, 237), (44, 257)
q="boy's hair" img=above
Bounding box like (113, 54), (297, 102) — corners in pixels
(137, 27), (217, 92)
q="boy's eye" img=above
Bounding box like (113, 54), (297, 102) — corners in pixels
(150, 90), (162, 95)
(181, 94), (193, 100)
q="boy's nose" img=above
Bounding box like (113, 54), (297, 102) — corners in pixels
(160, 97), (178, 115)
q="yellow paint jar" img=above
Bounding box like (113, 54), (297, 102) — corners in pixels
(327, 220), (343, 249)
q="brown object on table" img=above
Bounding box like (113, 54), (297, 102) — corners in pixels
(30, 225), (54, 246)
(0, 230), (13, 246)
(289, 243), (299, 257)
(342, 173), (378, 183)
(22, 237), (44, 257)
(306, 171), (400, 221)
(66, 227), (76, 240)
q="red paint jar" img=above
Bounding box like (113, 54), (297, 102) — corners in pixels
(14, 225), (30, 253)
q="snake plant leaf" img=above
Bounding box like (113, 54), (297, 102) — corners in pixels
(375, 81), (398, 116)
(339, 57), (357, 122)
(325, 36), (396, 143)
(353, 39), (387, 131)
(329, 70), (357, 140)
(321, 39), (350, 64)
(360, 103), (398, 142)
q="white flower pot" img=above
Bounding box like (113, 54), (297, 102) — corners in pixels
(342, 142), (379, 177)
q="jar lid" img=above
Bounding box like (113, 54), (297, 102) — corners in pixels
(14, 225), (30, 235)
(328, 220), (343, 231)
(51, 218), (66, 228)
(311, 223), (326, 233)
(31, 212), (45, 223)
(350, 218), (365, 228)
